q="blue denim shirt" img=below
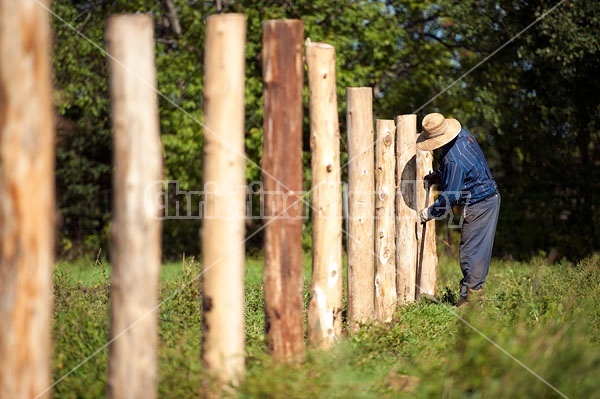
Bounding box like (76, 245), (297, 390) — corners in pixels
(429, 129), (498, 218)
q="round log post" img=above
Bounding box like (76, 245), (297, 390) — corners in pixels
(261, 19), (305, 362)
(306, 40), (343, 348)
(105, 14), (163, 399)
(416, 148), (438, 298)
(374, 119), (397, 322)
(346, 87), (375, 333)
(0, 1), (55, 397)
(395, 115), (418, 304)
(201, 13), (247, 390)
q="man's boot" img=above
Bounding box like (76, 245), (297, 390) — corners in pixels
(456, 288), (485, 308)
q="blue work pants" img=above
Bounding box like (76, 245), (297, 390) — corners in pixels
(459, 193), (501, 297)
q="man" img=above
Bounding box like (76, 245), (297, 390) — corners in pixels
(417, 113), (500, 307)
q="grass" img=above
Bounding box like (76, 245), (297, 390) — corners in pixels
(51, 253), (600, 398)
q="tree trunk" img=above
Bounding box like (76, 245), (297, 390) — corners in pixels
(416, 149), (437, 298)
(346, 87), (375, 333)
(395, 115), (417, 304)
(105, 15), (163, 399)
(306, 40), (343, 348)
(261, 19), (305, 362)
(374, 119), (397, 322)
(201, 13), (247, 390)
(0, 1), (55, 397)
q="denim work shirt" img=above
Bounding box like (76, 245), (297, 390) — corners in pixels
(429, 129), (498, 218)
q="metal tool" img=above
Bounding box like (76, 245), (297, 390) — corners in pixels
(416, 176), (431, 300)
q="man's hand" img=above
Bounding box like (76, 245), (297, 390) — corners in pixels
(419, 207), (433, 224)
(423, 172), (440, 189)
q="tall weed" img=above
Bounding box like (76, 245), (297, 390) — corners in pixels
(51, 255), (600, 398)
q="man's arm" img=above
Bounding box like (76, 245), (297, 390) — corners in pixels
(423, 170), (441, 187)
(427, 161), (464, 219)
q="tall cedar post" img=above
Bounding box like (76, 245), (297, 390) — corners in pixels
(416, 149), (438, 298)
(346, 87), (375, 333)
(0, 1), (55, 397)
(395, 115), (418, 304)
(306, 40), (343, 348)
(201, 14), (247, 390)
(261, 19), (305, 361)
(105, 15), (163, 399)
(374, 119), (397, 322)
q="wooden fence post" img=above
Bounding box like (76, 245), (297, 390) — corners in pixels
(105, 14), (163, 399)
(374, 119), (397, 322)
(346, 87), (375, 333)
(416, 149), (438, 298)
(0, 1), (55, 397)
(261, 19), (304, 362)
(306, 40), (343, 348)
(395, 115), (418, 304)
(201, 13), (247, 390)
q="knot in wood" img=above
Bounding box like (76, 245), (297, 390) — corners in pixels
(326, 164), (333, 172)
(383, 134), (392, 146)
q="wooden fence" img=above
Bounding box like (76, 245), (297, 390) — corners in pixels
(0, 11), (437, 398)
(106, 14), (163, 399)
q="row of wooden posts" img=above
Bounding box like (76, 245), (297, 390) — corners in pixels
(263, 19), (438, 366)
(0, 7), (436, 399)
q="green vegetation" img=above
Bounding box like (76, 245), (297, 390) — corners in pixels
(51, 0), (600, 261)
(52, 254), (600, 398)
(47, 1), (600, 394)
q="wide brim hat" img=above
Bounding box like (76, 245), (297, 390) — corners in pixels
(416, 113), (461, 151)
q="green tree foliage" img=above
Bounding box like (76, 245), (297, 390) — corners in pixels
(53, 1), (113, 257)
(438, 0), (600, 258)
(53, 0), (213, 258)
(51, 0), (598, 260)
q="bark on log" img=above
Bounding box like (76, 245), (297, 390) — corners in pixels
(374, 119), (397, 322)
(106, 14), (164, 399)
(306, 40), (343, 348)
(261, 19), (304, 362)
(0, 1), (55, 397)
(416, 148), (438, 298)
(201, 13), (247, 389)
(346, 87), (375, 333)
(395, 115), (418, 304)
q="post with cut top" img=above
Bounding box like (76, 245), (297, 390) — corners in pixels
(261, 19), (305, 362)
(395, 115), (418, 304)
(306, 40), (343, 348)
(0, 1), (55, 397)
(374, 119), (397, 322)
(346, 87), (375, 333)
(106, 14), (164, 399)
(416, 148), (438, 298)
(201, 13), (247, 391)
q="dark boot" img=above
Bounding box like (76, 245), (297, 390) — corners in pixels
(456, 288), (484, 308)
(456, 295), (469, 308)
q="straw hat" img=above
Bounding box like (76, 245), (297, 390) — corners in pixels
(416, 113), (461, 151)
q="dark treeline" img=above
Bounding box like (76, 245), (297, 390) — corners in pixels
(52, 0), (599, 261)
